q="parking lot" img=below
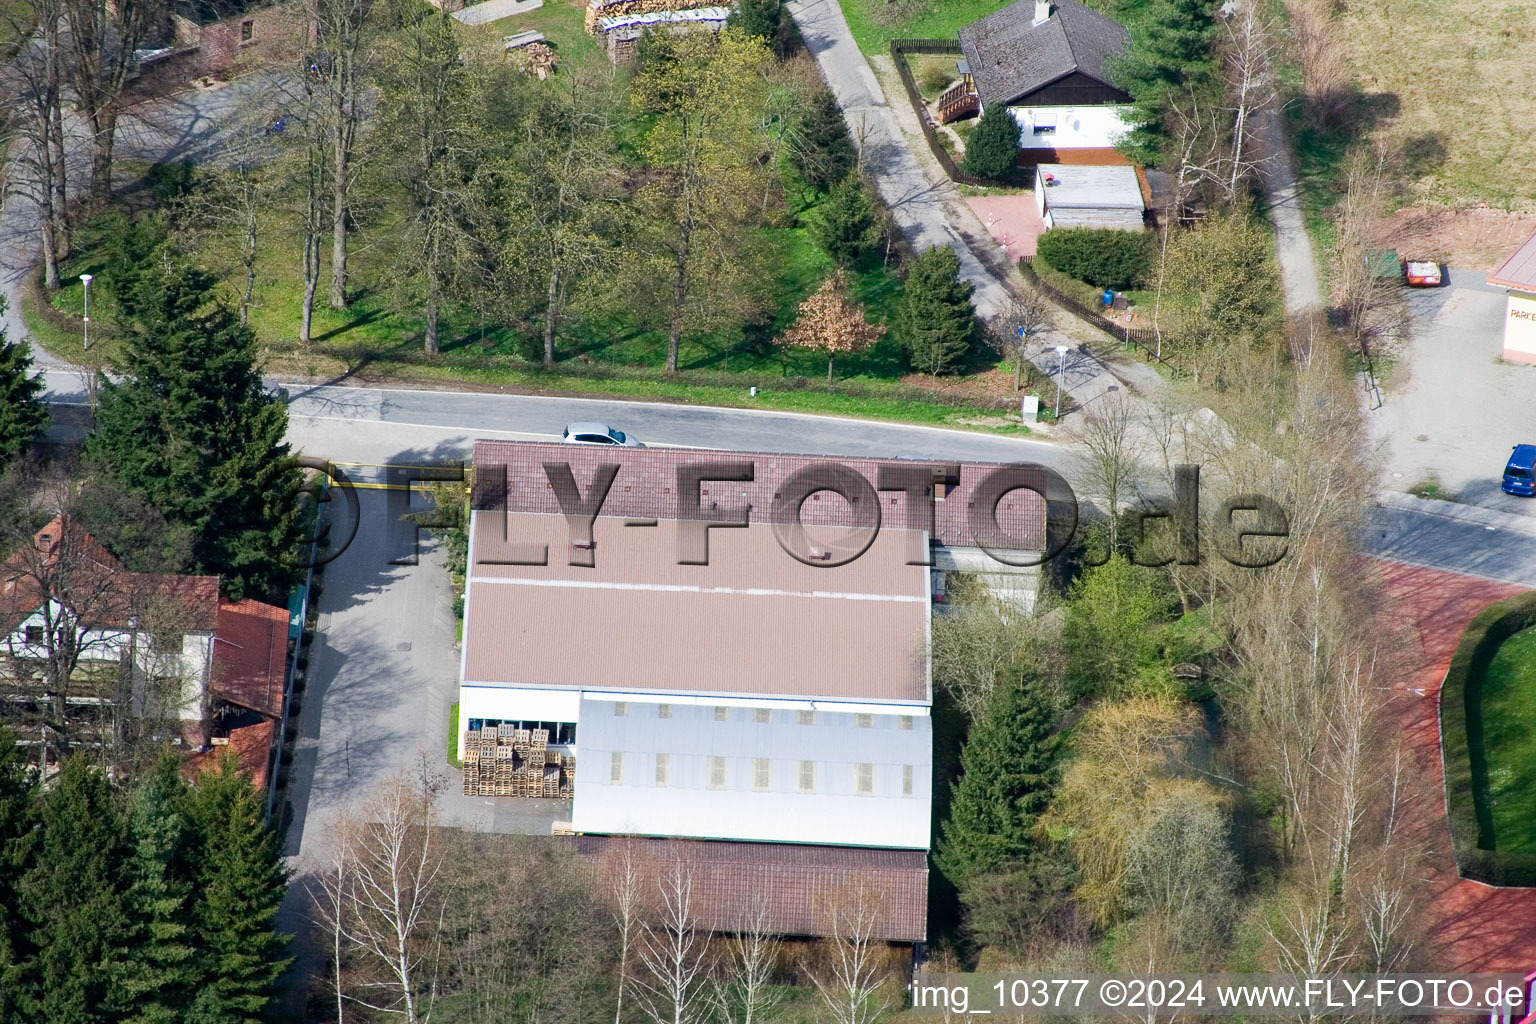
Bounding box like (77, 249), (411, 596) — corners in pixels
(280, 488), (567, 868)
(1368, 269), (1536, 517)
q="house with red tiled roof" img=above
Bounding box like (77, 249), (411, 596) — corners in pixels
(1, 517), (290, 759)
(457, 441), (1053, 943)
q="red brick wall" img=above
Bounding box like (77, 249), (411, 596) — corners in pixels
(156, 4), (301, 83)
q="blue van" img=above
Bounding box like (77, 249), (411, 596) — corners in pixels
(1504, 444), (1536, 496)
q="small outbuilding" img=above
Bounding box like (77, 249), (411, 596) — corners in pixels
(1488, 229), (1536, 365)
(1033, 162), (1144, 231)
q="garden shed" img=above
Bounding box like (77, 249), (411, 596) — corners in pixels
(1033, 163), (1144, 231)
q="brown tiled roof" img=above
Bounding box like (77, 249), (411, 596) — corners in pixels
(1489, 229), (1536, 292)
(1, 516), (221, 634)
(211, 598), (289, 717)
(576, 835), (928, 942)
(472, 441), (1049, 552)
(183, 720), (276, 790)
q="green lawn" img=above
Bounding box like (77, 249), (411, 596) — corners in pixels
(1476, 625), (1536, 853)
(839, 0), (1006, 55)
(480, 0), (606, 76)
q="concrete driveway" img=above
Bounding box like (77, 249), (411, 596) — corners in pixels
(1369, 269), (1536, 517)
(281, 487), (567, 867)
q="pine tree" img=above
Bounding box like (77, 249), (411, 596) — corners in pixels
(0, 729), (38, 1020)
(86, 258), (302, 601)
(727, 0), (781, 43)
(960, 103), (1021, 179)
(117, 756), (198, 1024)
(934, 676), (1058, 888)
(813, 173), (879, 267)
(18, 756), (131, 1024)
(791, 88), (856, 193)
(0, 301), (49, 471)
(898, 245), (975, 375)
(184, 756), (291, 1024)
(1109, 0), (1220, 163)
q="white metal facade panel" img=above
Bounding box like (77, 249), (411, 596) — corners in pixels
(570, 698), (932, 849)
(459, 686), (582, 725)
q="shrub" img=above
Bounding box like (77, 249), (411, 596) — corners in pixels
(1035, 227), (1153, 291)
(961, 103), (1022, 179)
(1440, 591), (1536, 886)
(917, 60), (952, 94)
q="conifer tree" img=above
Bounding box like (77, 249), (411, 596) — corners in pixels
(86, 257), (302, 601)
(117, 755), (198, 1024)
(791, 87), (857, 193)
(184, 756), (291, 1024)
(1110, 0), (1220, 162)
(898, 245), (975, 375)
(0, 301), (48, 471)
(0, 729), (38, 1019)
(934, 676), (1058, 888)
(960, 103), (1022, 179)
(813, 173), (878, 267)
(727, 0), (781, 44)
(18, 756), (130, 1024)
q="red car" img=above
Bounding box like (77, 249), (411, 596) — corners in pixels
(1404, 259), (1443, 287)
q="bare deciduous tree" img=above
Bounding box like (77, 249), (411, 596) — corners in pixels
(1221, 1), (1280, 197)
(1067, 391), (1144, 552)
(804, 879), (892, 1024)
(711, 890), (783, 1024)
(633, 853), (710, 1024)
(318, 774), (445, 1024)
(61, 0), (159, 199)
(984, 289), (1053, 392)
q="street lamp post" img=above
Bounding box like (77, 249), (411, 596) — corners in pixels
(1053, 344), (1068, 418)
(79, 274), (93, 351)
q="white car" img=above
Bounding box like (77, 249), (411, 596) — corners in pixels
(562, 422), (644, 447)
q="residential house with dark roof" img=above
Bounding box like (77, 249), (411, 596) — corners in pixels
(457, 441), (1055, 942)
(954, 0), (1134, 165)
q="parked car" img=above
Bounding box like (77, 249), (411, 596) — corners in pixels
(1404, 259), (1443, 287)
(562, 422), (643, 447)
(1503, 444), (1536, 496)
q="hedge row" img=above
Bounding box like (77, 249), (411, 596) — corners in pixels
(1439, 590), (1536, 886)
(1034, 228), (1153, 292)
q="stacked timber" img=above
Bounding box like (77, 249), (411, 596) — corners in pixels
(461, 724), (576, 798)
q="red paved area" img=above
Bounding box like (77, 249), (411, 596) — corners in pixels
(965, 195), (1044, 260)
(1369, 557), (1535, 971)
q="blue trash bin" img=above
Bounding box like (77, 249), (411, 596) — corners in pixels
(1102, 289), (1114, 306)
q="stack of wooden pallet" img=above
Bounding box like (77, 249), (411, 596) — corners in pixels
(461, 724), (577, 798)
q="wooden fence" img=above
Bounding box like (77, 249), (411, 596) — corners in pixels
(888, 39), (990, 187)
(1018, 257), (1181, 370)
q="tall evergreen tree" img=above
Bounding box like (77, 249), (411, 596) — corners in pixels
(898, 245), (975, 375)
(0, 729), (38, 1020)
(0, 301), (49, 471)
(117, 755), (198, 1024)
(813, 173), (878, 266)
(727, 0), (781, 44)
(960, 103), (1022, 179)
(17, 756), (130, 1024)
(1109, 0), (1220, 163)
(86, 258), (302, 601)
(184, 756), (291, 1024)
(934, 675), (1058, 888)
(791, 87), (857, 193)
